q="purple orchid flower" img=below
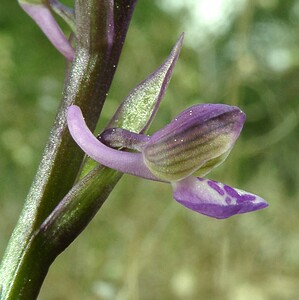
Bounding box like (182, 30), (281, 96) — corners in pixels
(67, 104), (268, 219)
(19, 0), (75, 60)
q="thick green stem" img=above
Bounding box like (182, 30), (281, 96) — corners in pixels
(0, 167), (123, 300)
(0, 1), (136, 298)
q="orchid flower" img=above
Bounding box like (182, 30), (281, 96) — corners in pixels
(67, 103), (268, 219)
(19, 0), (75, 60)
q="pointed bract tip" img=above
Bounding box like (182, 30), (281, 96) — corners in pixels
(178, 32), (185, 43)
(106, 33), (184, 133)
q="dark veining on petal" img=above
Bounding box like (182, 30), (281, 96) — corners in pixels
(224, 185), (240, 199)
(237, 194), (256, 203)
(145, 117), (238, 163)
(208, 180), (225, 196)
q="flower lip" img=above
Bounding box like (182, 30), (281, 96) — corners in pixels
(173, 177), (268, 219)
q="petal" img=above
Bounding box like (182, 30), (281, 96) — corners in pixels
(19, 2), (75, 60)
(99, 128), (150, 151)
(172, 176), (268, 219)
(194, 149), (231, 177)
(144, 104), (245, 181)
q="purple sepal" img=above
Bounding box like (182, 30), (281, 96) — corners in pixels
(172, 177), (268, 219)
(143, 104), (246, 182)
(149, 104), (245, 145)
(19, 2), (75, 60)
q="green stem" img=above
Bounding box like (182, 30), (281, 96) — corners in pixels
(0, 167), (123, 300)
(0, 1), (136, 298)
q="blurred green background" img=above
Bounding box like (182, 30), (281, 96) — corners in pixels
(1, 0), (299, 299)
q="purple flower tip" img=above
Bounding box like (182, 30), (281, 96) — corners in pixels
(172, 177), (268, 219)
(19, 2), (75, 60)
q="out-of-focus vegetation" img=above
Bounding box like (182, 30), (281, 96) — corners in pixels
(1, 0), (299, 299)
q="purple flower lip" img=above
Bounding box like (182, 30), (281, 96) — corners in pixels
(173, 177), (268, 219)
